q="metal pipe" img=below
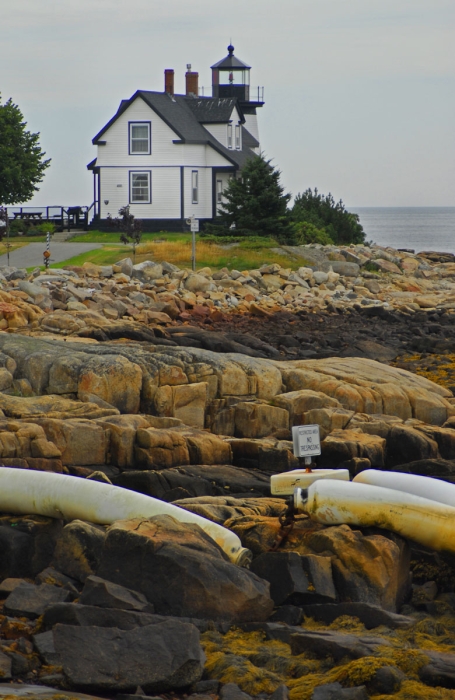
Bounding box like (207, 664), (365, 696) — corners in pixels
(0, 468), (252, 567)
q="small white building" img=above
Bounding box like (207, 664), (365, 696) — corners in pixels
(88, 45), (264, 231)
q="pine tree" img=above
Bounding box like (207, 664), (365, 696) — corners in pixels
(0, 95), (50, 206)
(217, 154), (292, 240)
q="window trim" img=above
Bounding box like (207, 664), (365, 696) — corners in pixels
(129, 170), (151, 204)
(128, 121), (151, 155)
(192, 170), (199, 204)
(235, 124), (241, 150)
(227, 123), (233, 149)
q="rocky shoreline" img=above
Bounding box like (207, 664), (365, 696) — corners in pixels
(0, 243), (455, 699)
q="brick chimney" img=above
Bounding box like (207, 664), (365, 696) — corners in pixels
(185, 66), (199, 96)
(164, 69), (174, 95)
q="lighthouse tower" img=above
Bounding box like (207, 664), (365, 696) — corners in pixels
(211, 44), (264, 144)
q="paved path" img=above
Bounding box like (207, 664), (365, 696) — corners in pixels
(0, 243), (102, 269)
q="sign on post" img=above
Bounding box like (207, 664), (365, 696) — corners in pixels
(292, 424), (321, 459)
(186, 217), (199, 271)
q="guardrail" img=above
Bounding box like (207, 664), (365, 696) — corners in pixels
(5, 206), (91, 232)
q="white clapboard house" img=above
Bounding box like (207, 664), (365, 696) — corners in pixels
(88, 45), (264, 231)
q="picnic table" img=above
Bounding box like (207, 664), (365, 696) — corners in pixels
(12, 212), (42, 220)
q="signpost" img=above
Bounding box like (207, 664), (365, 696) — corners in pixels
(292, 424), (321, 467)
(43, 232), (51, 268)
(186, 216), (199, 271)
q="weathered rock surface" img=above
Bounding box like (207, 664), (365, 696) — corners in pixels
(114, 466), (271, 501)
(311, 683), (369, 700)
(97, 515), (273, 622)
(300, 602), (415, 629)
(79, 575), (155, 613)
(52, 520), (106, 582)
(4, 582), (71, 618)
(1, 245), (455, 697)
(228, 518), (410, 611)
(419, 649), (455, 688)
(289, 628), (391, 660)
(250, 551), (336, 605)
(53, 620), (205, 692)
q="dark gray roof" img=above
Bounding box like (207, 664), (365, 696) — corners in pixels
(186, 97), (241, 123)
(91, 90), (257, 170)
(211, 44), (251, 70)
(242, 126), (260, 149)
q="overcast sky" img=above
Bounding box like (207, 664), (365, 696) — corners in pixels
(2, 0), (454, 208)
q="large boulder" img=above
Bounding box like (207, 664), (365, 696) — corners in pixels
(53, 619), (204, 693)
(175, 496), (286, 524)
(272, 390), (341, 426)
(182, 429), (232, 465)
(153, 382), (208, 428)
(306, 525), (411, 612)
(4, 581), (70, 618)
(135, 428), (190, 469)
(234, 402), (289, 438)
(227, 517), (410, 612)
(79, 575), (154, 613)
(96, 414), (150, 468)
(229, 437), (297, 472)
(52, 520), (106, 582)
(0, 394), (118, 420)
(78, 355), (142, 414)
(114, 466), (271, 502)
(0, 514), (63, 578)
(385, 424), (439, 467)
(97, 515), (273, 622)
(321, 430), (386, 468)
(250, 552), (336, 605)
(33, 418), (109, 466)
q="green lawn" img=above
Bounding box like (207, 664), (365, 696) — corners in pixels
(21, 231), (307, 273)
(70, 231), (190, 244)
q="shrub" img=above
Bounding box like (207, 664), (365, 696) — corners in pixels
(292, 221), (333, 245)
(291, 188), (365, 245)
(36, 221), (56, 234)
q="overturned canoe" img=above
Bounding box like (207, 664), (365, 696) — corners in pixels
(354, 469), (455, 509)
(270, 468), (349, 496)
(293, 478), (455, 553)
(0, 467), (252, 567)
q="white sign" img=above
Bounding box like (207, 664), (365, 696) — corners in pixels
(292, 424), (321, 458)
(190, 219), (199, 232)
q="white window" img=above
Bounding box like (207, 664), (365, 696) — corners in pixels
(130, 171), (151, 203)
(129, 122), (151, 154)
(192, 171), (198, 204)
(217, 179), (223, 203)
(227, 123), (233, 149)
(235, 124), (241, 150)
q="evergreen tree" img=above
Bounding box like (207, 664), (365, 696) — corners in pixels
(0, 95), (50, 206)
(291, 188), (365, 245)
(216, 154), (292, 240)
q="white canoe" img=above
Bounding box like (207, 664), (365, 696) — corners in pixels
(270, 468), (349, 496)
(293, 478), (455, 553)
(0, 468), (252, 567)
(354, 469), (455, 509)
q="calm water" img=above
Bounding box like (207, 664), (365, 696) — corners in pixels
(351, 207), (455, 254)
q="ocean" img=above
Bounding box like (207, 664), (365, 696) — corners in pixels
(351, 207), (455, 254)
